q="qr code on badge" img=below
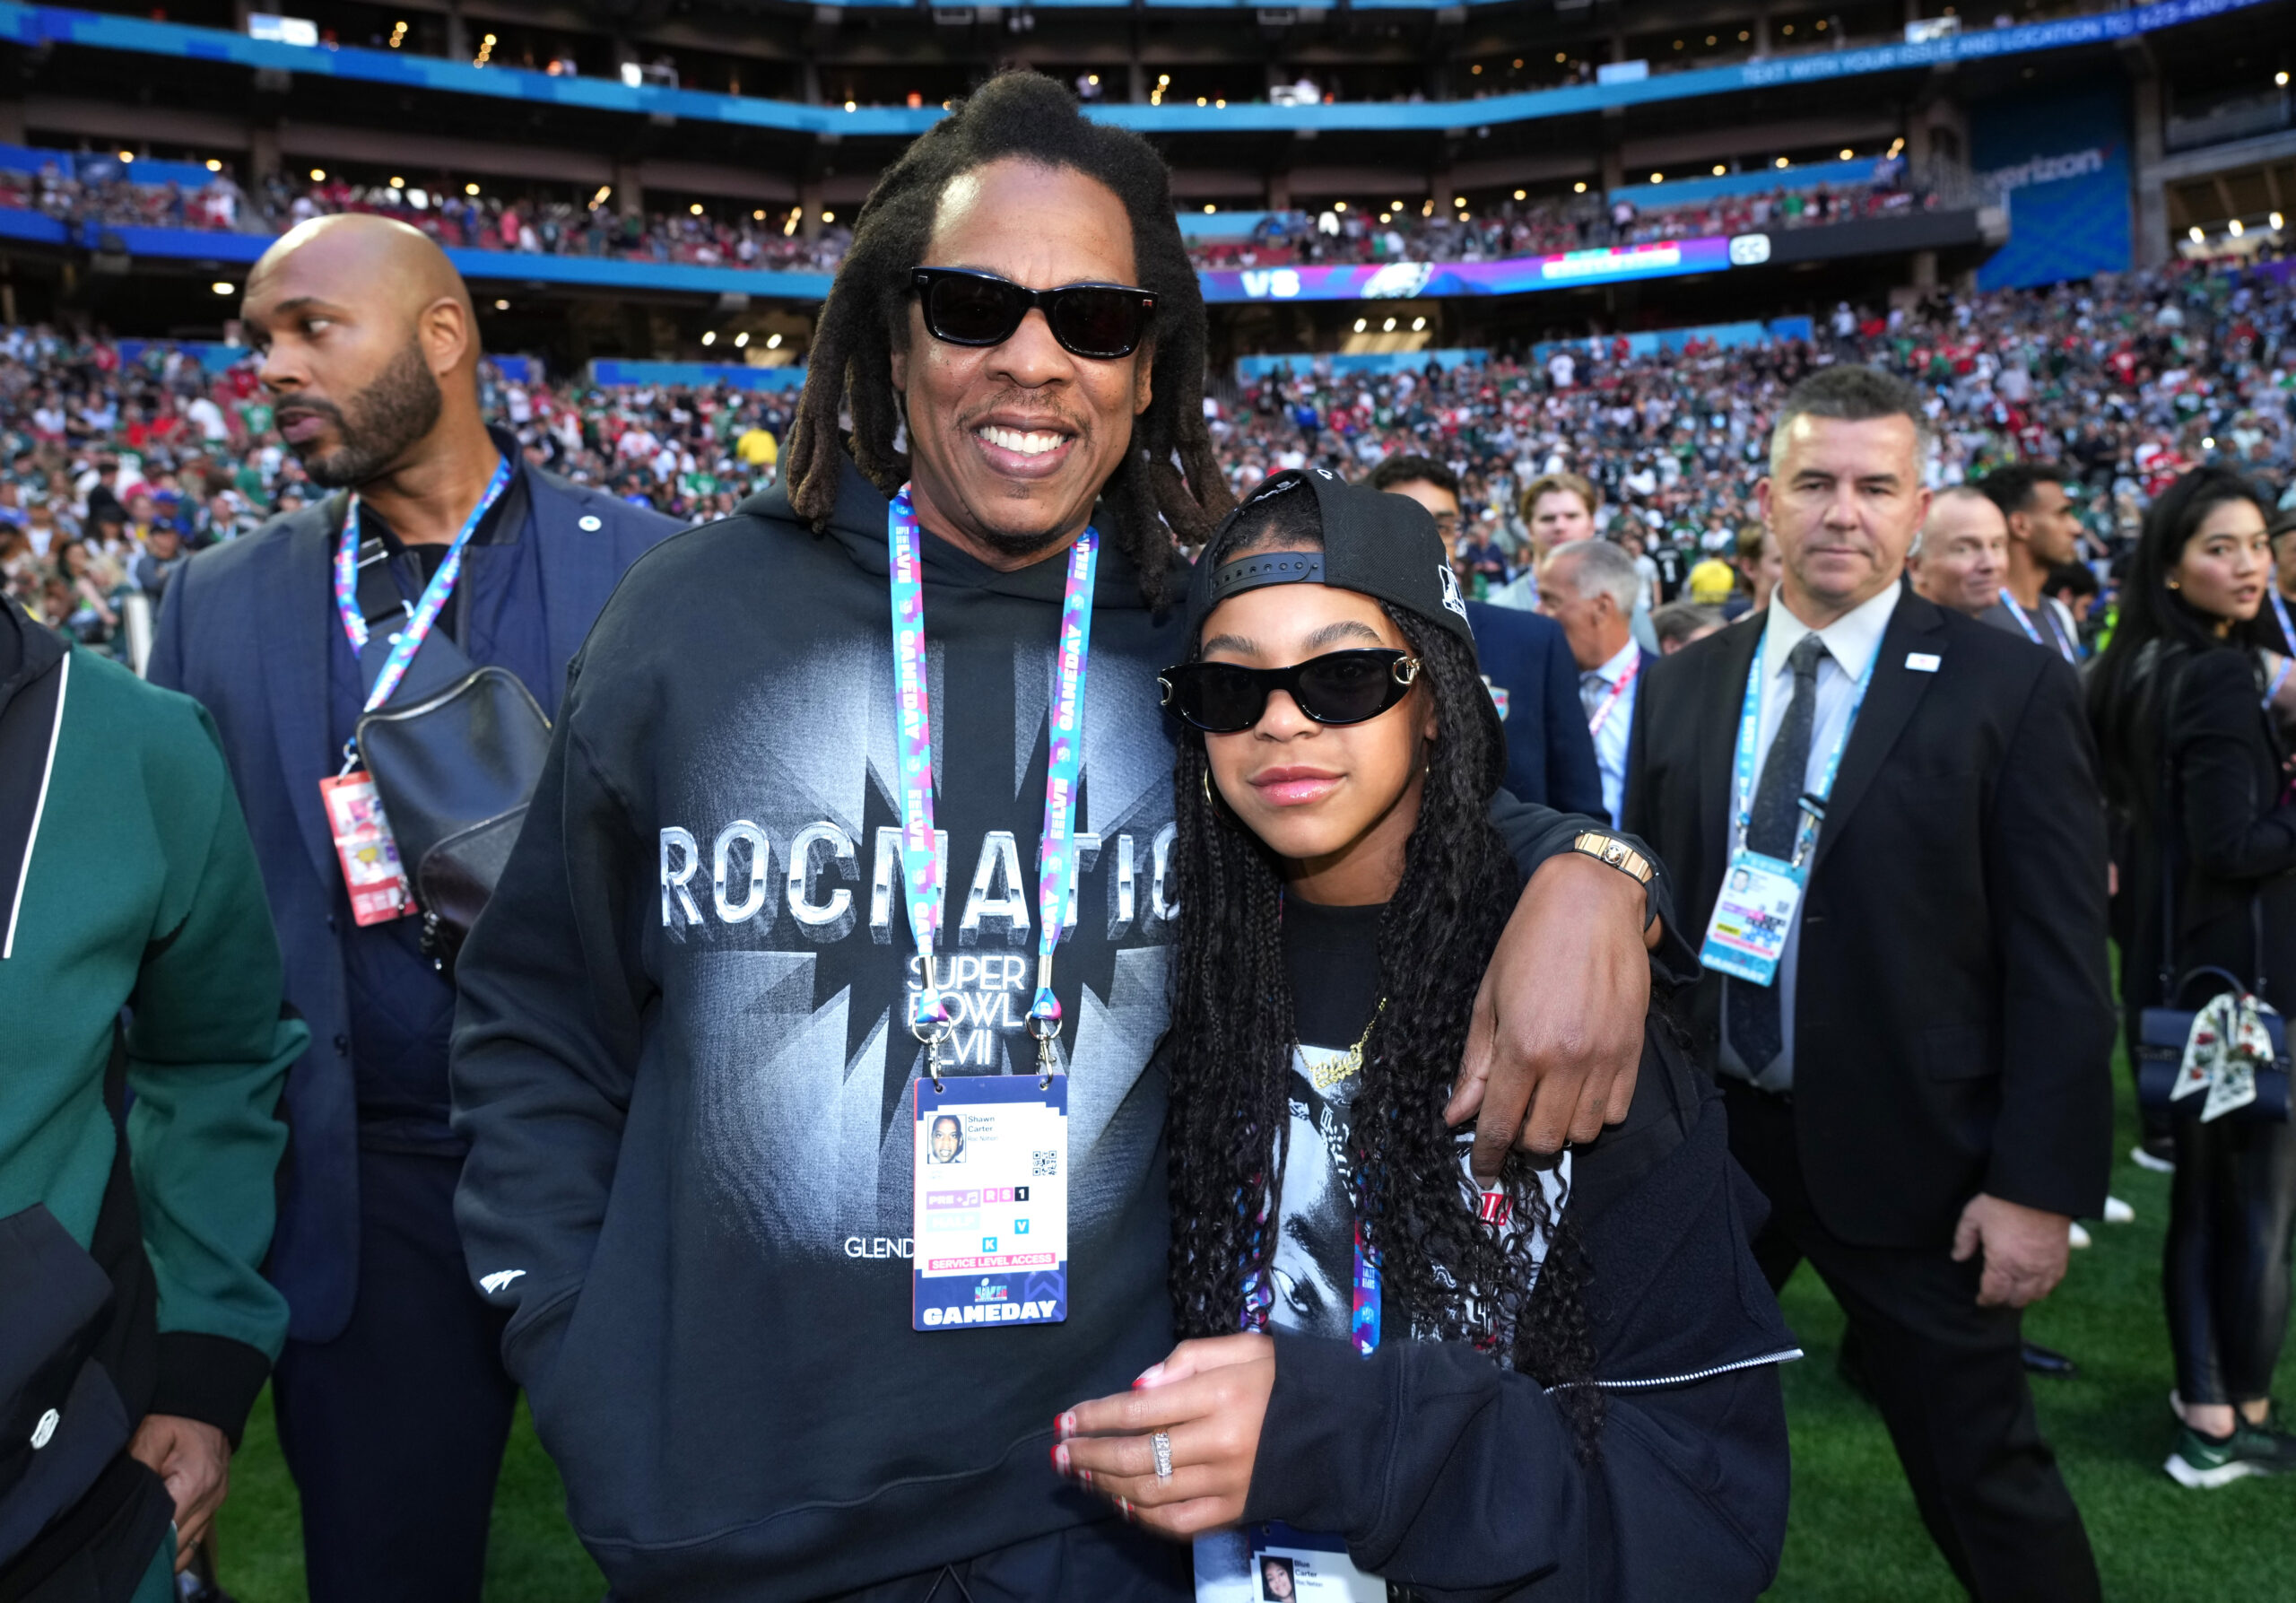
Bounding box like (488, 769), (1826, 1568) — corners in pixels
(1031, 1149), (1059, 1177)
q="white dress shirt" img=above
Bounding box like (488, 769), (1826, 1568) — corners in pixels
(1718, 582), (1902, 1091)
(1579, 637), (1642, 829)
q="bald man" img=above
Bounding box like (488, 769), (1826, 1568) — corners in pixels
(148, 215), (679, 1603)
(1909, 486), (2009, 618)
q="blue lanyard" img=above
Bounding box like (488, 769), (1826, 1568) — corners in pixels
(887, 484), (1098, 1084)
(1996, 589), (2076, 664)
(1730, 617), (1880, 871)
(334, 457), (512, 715)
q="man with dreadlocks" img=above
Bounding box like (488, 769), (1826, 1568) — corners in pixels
(451, 73), (1674, 1601)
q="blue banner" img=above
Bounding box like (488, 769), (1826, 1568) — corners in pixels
(0, 0), (2267, 138)
(1971, 82), (2133, 290)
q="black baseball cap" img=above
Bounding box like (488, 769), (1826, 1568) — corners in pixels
(1181, 466), (1504, 761)
(1185, 466), (1481, 661)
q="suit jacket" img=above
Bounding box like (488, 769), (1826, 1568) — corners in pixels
(147, 447), (679, 1342)
(1464, 599), (1606, 817)
(1622, 586), (2114, 1247)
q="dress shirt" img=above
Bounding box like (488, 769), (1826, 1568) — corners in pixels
(1579, 637), (1641, 828)
(1718, 581), (1902, 1090)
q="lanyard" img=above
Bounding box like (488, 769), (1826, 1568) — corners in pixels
(1586, 655), (1639, 737)
(888, 484), (1098, 1086)
(1730, 619), (1880, 871)
(333, 457), (512, 716)
(1996, 589), (2076, 664)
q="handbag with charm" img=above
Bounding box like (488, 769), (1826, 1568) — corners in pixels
(2135, 826), (2291, 1124)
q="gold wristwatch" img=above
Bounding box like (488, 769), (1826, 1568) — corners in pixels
(1571, 830), (1655, 887)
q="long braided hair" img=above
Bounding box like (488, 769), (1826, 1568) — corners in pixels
(781, 71), (1231, 606)
(1162, 499), (1604, 1448)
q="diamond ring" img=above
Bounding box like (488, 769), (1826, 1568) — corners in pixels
(1151, 1430), (1173, 1481)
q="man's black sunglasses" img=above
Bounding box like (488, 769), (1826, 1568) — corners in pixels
(1158, 649), (1422, 735)
(911, 267), (1158, 361)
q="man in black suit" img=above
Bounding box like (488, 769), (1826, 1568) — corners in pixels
(1623, 365), (2112, 1601)
(150, 213), (680, 1603)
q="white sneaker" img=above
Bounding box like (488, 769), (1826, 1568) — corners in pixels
(2068, 1221), (2092, 1250)
(2104, 1196), (2135, 1224)
(2130, 1143), (2175, 1174)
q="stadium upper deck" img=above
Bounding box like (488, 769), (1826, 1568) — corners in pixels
(0, 0), (2286, 362)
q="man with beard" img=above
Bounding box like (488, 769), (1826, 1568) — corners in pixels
(147, 214), (678, 1603)
(451, 73), (1671, 1600)
(1977, 464), (2084, 662)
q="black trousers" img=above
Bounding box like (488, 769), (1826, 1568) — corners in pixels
(1723, 1083), (2099, 1603)
(2165, 1107), (2296, 1406)
(272, 1148), (517, 1603)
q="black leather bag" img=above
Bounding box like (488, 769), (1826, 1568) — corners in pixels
(355, 663), (551, 978)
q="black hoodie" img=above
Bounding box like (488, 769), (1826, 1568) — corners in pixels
(449, 456), (1638, 1600)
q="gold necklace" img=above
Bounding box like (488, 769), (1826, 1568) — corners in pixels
(1309, 999), (1386, 1092)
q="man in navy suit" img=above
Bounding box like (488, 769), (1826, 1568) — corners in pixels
(1370, 455), (1605, 815)
(1537, 538), (1657, 828)
(148, 215), (680, 1603)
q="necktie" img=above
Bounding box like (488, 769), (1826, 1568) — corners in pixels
(1579, 669), (1606, 720)
(1727, 633), (1829, 1079)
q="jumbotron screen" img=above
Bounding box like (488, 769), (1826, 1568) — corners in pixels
(1196, 236), (1757, 303)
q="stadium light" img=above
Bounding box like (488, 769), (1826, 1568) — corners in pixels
(388, 20), (407, 49)
(118, 150), (134, 162)
(210, 282), (233, 296)
(1472, 65), (1483, 75)
(1204, 204), (1216, 213)
(2274, 213), (2286, 231)
(735, 332), (751, 348)
(2203, 436), (2216, 449)
(465, 183), (480, 196)
(1088, 74), (1099, 86)
(1512, 58), (1523, 69)
(1572, 182), (1587, 194)
(205, 159), (222, 172)
(1650, 172), (1663, 183)
(1353, 318), (1367, 332)
(822, 211), (835, 222)
(1738, 30), (1750, 40)
(1334, 201), (1347, 212)
(2281, 71), (2291, 86)
(1393, 201), (1405, 210)
(474, 31), (495, 67)
(1513, 189), (1526, 200)
(1382, 317), (1396, 332)
(702, 331), (717, 346)
(1215, 99), (1227, 109)
(1706, 35), (1717, 46)
(767, 333), (783, 349)
(2189, 226), (2205, 242)
(1775, 157), (1790, 169)
(844, 100), (857, 112)
(389, 176), (404, 187)
(1554, 52), (1566, 63)
(310, 168), (326, 181)
(752, 208), (764, 221)
(1782, 23), (1794, 35)
(1839, 148), (1854, 160)
(1712, 164), (1726, 176)
(494, 299), (509, 310)
(690, 203), (703, 215)
(2230, 219), (2245, 236)
(1453, 196), (1465, 207)
(1411, 316), (1426, 331)
(1197, 97), (1207, 107)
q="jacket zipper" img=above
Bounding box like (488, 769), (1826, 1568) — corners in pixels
(1544, 1346), (1805, 1394)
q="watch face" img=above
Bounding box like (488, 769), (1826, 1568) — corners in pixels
(1603, 841), (1628, 867)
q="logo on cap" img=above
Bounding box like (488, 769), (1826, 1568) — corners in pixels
(1437, 565), (1468, 621)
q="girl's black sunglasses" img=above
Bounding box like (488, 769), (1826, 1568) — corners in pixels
(911, 267), (1158, 361)
(1158, 649), (1422, 735)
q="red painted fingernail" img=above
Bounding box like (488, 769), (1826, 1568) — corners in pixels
(1080, 1468), (1093, 1486)
(1054, 1442), (1070, 1474)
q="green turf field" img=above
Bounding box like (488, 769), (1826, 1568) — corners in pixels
(211, 1071), (2294, 1601)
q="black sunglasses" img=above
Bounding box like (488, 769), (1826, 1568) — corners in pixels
(1159, 649), (1422, 735)
(911, 267), (1158, 361)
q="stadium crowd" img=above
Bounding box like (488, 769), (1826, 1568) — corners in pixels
(2, 148), (1934, 282)
(4, 257), (2292, 658)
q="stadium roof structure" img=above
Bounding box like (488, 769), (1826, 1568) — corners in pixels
(0, 0), (2274, 136)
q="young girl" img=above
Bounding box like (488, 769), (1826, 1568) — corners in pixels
(1056, 468), (1797, 1600)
